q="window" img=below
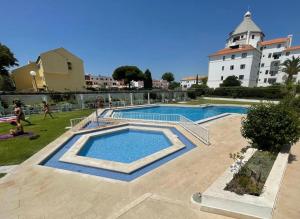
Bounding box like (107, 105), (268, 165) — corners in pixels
(242, 53), (247, 58)
(230, 65), (234, 70)
(268, 53), (272, 58)
(261, 63), (265, 67)
(252, 35), (255, 39)
(67, 61), (72, 70)
(268, 78), (276, 84)
(277, 44), (281, 48)
(264, 78), (267, 83)
(265, 70), (269, 75)
(260, 47), (263, 51)
(221, 76), (224, 81)
(223, 56), (225, 61)
(286, 52), (290, 56)
(240, 64), (246, 69)
(239, 75), (244, 80)
(222, 66), (224, 71)
(274, 62), (279, 66)
(233, 36), (240, 42)
(273, 52), (281, 59)
(231, 54), (235, 59)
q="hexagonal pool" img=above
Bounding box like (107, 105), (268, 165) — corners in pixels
(40, 124), (196, 181)
(78, 129), (172, 163)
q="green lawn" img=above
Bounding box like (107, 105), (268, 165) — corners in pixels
(0, 109), (93, 166)
(182, 98), (257, 105)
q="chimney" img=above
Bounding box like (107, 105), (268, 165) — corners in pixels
(287, 34), (293, 47)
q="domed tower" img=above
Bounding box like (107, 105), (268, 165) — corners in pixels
(226, 11), (264, 48)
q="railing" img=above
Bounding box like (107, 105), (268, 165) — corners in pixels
(112, 112), (209, 144)
(112, 112), (181, 122)
(179, 116), (209, 145)
(70, 117), (90, 131)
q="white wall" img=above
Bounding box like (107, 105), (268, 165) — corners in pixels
(257, 42), (289, 86)
(207, 50), (260, 88)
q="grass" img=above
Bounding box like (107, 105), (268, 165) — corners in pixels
(182, 98), (257, 105)
(0, 109), (93, 166)
(225, 150), (277, 196)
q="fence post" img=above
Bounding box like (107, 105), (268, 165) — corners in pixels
(147, 92), (150, 104)
(80, 94), (84, 109)
(130, 93), (133, 106)
(108, 93), (111, 106)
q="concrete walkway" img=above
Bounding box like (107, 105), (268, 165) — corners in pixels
(0, 165), (18, 174)
(273, 141), (300, 219)
(0, 115), (246, 218)
(0, 115), (299, 219)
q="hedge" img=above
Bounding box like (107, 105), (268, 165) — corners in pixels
(187, 86), (286, 99)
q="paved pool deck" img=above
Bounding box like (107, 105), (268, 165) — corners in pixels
(0, 115), (299, 219)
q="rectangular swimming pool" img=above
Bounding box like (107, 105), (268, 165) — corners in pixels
(114, 105), (248, 122)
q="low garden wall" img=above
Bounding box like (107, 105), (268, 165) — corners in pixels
(195, 147), (289, 218)
(194, 146), (290, 219)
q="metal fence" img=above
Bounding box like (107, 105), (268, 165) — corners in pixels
(112, 112), (181, 123)
(179, 116), (209, 145)
(112, 111), (209, 144)
(0, 90), (188, 116)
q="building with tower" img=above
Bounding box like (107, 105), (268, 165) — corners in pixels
(207, 11), (300, 88)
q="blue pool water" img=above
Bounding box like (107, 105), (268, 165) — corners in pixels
(40, 124), (196, 181)
(78, 129), (172, 163)
(117, 105), (248, 122)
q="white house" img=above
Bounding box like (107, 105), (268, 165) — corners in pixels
(180, 75), (206, 89)
(207, 11), (300, 88)
(85, 74), (119, 89)
(152, 79), (169, 89)
(131, 80), (144, 89)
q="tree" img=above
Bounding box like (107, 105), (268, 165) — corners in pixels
(241, 103), (300, 152)
(0, 43), (18, 91)
(143, 69), (153, 89)
(168, 81), (180, 90)
(281, 56), (300, 84)
(112, 66), (144, 88)
(220, 75), (241, 87)
(196, 74), (199, 85)
(162, 72), (174, 82)
(201, 76), (208, 85)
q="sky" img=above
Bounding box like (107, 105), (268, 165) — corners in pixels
(1, 0), (300, 81)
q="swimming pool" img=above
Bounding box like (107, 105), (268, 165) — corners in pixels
(78, 129), (172, 163)
(40, 124), (195, 181)
(114, 105), (248, 122)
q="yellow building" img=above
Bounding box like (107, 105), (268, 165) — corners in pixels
(12, 47), (86, 92)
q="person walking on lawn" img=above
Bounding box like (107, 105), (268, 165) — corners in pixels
(14, 101), (31, 125)
(42, 101), (54, 119)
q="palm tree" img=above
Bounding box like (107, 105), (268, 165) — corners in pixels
(281, 56), (300, 83)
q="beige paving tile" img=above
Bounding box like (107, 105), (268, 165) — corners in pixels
(1, 115), (297, 219)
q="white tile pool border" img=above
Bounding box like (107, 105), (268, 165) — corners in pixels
(60, 125), (186, 173)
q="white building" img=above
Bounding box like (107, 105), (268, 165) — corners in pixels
(131, 80), (144, 89)
(85, 74), (119, 89)
(152, 79), (169, 89)
(180, 75), (206, 89)
(207, 11), (300, 88)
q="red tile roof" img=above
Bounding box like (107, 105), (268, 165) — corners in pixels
(285, 46), (300, 52)
(258, 38), (289, 46)
(209, 45), (256, 57)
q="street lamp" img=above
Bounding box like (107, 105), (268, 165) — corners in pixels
(30, 71), (38, 92)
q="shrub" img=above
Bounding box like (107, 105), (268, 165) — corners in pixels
(209, 86), (284, 99)
(220, 75), (241, 87)
(241, 103), (300, 152)
(280, 95), (300, 114)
